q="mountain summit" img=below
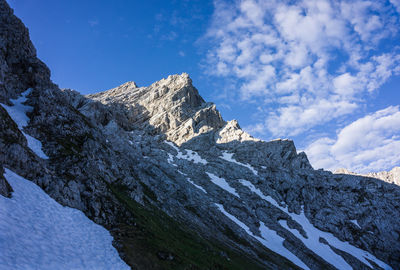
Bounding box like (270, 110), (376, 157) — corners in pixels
(1, 1), (400, 269)
(87, 73), (225, 145)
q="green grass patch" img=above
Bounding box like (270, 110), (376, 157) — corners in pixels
(108, 183), (266, 270)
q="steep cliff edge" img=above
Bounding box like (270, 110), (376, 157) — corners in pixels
(0, 1), (51, 103)
(1, 1), (400, 269)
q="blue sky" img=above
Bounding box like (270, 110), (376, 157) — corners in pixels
(9, 0), (400, 173)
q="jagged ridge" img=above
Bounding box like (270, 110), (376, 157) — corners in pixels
(86, 73), (225, 145)
(335, 167), (400, 186)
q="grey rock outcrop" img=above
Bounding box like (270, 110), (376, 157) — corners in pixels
(215, 119), (259, 144)
(86, 73), (225, 145)
(335, 167), (400, 186)
(0, 1), (51, 103)
(1, 1), (400, 269)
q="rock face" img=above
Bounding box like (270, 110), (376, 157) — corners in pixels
(0, 1), (51, 103)
(1, 1), (400, 269)
(335, 167), (400, 186)
(86, 73), (225, 145)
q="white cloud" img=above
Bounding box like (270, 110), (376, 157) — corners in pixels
(391, 0), (400, 14)
(205, 0), (400, 137)
(267, 97), (358, 136)
(333, 73), (357, 96)
(304, 106), (400, 173)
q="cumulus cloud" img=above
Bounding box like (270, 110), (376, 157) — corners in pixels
(205, 0), (400, 137)
(304, 106), (400, 173)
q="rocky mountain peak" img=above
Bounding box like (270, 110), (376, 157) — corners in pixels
(85, 73), (225, 145)
(152, 72), (191, 89)
(148, 72), (205, 110)
(216, 119), (259, 144)
(113, 81), (138, 91)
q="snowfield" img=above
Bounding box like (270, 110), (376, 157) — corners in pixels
(0, 169), (129, 270)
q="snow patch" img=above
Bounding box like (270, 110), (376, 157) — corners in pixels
(164, 140), (179, 152)
(167, 153), (177, 167)
(177, 170), (187, 176)
(257, 222), (309, 270)
(220, 151), (257, 175)
(0, 89), (48, 159)
(184, 150), (208, 164)
(350, 219), (361, 229)
(187, 178), (207, 193)
(215, 203), (250, 233)
(206, 172), (239, 197)
(0, 168), (129, 270)
(239, 179), (283, 209)
(239, 179), (392, 270)
(215, 204), (309, 270)
(164, 140), (207, 164)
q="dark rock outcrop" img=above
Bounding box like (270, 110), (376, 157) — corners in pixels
(0, 1), (51, 103)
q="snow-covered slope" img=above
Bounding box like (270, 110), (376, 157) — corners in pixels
(0, 168), (129, 270)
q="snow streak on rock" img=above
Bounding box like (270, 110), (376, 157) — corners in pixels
(167, 152), (177, 167)
(206, 172), (239, 197)
(184, 150), (208, 165)
(165, 141), (208, 164)
(215, 203), (309, 270)
(239, 179), (392, 270)
(187, 178), (207, 193)
(0, 89), (48, 159)
(0, 169), (129, 270)
(220, 151), (258, 175)
(350, 220), (361, 229)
